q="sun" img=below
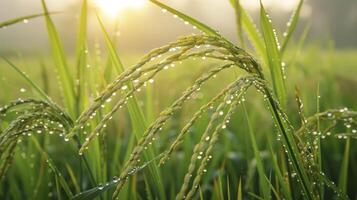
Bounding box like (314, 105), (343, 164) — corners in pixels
(94, 0), (146, 17)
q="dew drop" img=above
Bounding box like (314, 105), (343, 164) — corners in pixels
(113, 176), (119, 183)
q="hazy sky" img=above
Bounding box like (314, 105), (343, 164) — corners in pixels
(1, 0), (353, 54)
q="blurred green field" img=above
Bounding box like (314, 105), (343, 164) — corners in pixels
(0, 0), (356, 200)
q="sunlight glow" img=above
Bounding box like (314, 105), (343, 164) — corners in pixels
(242, 0), (299, 11)
(94, 0), (146, 17)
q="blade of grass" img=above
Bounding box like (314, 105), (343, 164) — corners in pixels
(71, 154), (162, 200)
(243, 104), (271, 200)
(150, 0), (220, 38)
(66, 164), (81, 194)
(280, 0), (304, 55)
(235, 4), (268, 66)
(71, 181), (116, 200)
(31, 137), (73, 198)
(263, 175), (281, 200)
(266, 137), (292, 200)
(96, 15), (166, 199)
(2, 57), (52, 102)
(228, 0), (245, 47)
(75, 0), (88, 116)
(96, 14), (148, 139)
(199, 186), (204, 200)
(227, 176), (231, 200)
(237, 178), (242, 200)
(286, 22), (311, 67)
(260, 2), (286, 107)
(55, 175), (62, 200)
(316, 83), (324, 198)
(338, 138), (350, 194)
(149, 0), (236, 47)
(41, 0), (76, 116)
(0, 13), (57, 28)
(266, 94), (314, 200)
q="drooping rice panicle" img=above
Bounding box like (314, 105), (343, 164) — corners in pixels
(176, 77), (254, 200)
(184, 85), (247, 199)
(78, 51), (255, 154)
(111, 68), (253, 198)
(66, 34), (261, 141)
(160, 76), (261, 165)
(0, 139), (18, 181)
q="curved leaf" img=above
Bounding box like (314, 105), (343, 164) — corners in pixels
(42, 0), (76, 116)
(281, 0), (304, 55)
(260, 2), (286, 107)
(0, 13), (55, 28)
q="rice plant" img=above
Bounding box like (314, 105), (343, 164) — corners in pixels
(0, 0), (356, 199)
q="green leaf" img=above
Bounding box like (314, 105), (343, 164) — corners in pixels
(97, 15), (166, 199)
(0, 13), (55, 28)
(286, 22), (311, 67)
(237, 178), (243, 200)
(75, 0), (88, 116)
(267, 96), (314, 200)
(150, 0), (220, 38)
(234, 4), (268, 66)
(71, 154), (162, 200)
(75, 0), (87, 60)
(31, 138), (73, 198)
(41, 0), (76, 116)
(338, 139), (350, 194)
(260, 2), (286, 106)
(71, 181), (116, 200)
(267, 139), (292, 200)
(2, 57), (52, 102)
(150, 0), (235, 47)
(263, 175), (281, 200)
(66, 164), (81, 194)
(96, 15), (148, 136)
(281, 0), (304, 55)
(243, 104), (271, 200)
(228, 0), (268, 66)
(228, 0), (245, 47)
